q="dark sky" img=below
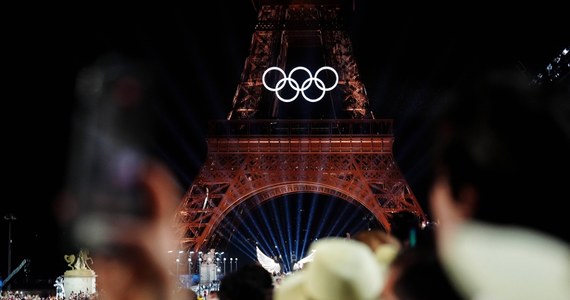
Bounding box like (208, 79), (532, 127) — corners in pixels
(2, 1), (567, 283)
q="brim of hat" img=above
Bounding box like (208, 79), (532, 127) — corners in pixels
(441, 221), (570, 299)
(274, 271), (309, 300)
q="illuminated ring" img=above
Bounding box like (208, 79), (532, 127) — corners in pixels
(262, 66), (339, 102)
(278, 67), (311, 102)
(262, 67), (297, 103)
(262, 67), (286, 92)
(303, 66), (338, 102)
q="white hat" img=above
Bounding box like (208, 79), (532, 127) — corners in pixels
(440, 221), (570, 300)
(275, 238), (383, 300)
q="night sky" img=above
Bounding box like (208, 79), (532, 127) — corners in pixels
(2, 1), (567, 285)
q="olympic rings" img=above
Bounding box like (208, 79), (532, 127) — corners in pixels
(262, 66), (339, 102)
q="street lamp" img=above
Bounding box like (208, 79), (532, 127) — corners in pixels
(214, 257), (219, 281)
(4, 214), (16, 278)
(188, 251), (194, 275)
(363, 215), (373, 231)
(235, 257), (238, 271)
(223, 257), (226, 276)
(176, 258), (180, 277)
(230, 258), (233, 273)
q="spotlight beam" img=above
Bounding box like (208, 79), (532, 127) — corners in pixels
(229, 207), (271, 254)
(324, 201), (353, 237)
(221, 226), (256, 259)
(284, 195), (293, 271)
(313, 195), (336, 243)
(300, 194), (318, 259)
(271, 200), (290, 273)
(257, 204), (282, 260)
(246, 205), (277, 257)
(335, 206), (367, 236)
(294, 195), (302, 265)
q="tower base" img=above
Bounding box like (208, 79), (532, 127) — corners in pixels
(64, 269), (97, 298)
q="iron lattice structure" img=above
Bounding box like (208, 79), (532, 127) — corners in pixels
(227, 1), (372, 120)
(175, 1), (427, 251)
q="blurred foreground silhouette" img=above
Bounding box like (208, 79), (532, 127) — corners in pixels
(58, 53), (184, 300)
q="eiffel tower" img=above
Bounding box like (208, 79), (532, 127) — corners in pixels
(175, 0), (427, 252)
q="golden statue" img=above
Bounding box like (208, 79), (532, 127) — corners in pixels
(75, 249), (93, 270)
(64, 254), (76, 269)
(64, 248), (95, 276)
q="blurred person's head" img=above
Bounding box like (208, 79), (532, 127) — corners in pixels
(59, 53), (184, 300)
(207, 290), (219, 300)
(274, 238), (382, 300)
(237, 262), (274, 290)
(427, 67), (570, 299)
(353, 229), (401, 265)
(174, 287), (198, 300)
(219, 262), (273, 300)
(428, 68), (570, 243)
(381, 233), (463, 300)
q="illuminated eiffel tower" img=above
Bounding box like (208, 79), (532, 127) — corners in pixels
(175, 0), (427, 252)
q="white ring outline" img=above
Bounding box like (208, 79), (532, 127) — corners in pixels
(262, 66), (339, 102)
